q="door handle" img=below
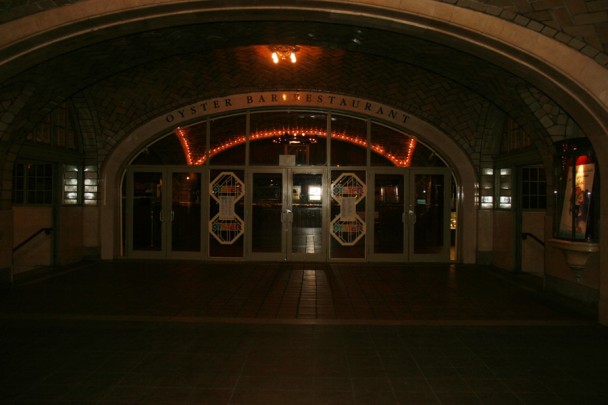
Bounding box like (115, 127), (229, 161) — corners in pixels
(408, 209), (416, 225)
(284, 209), (293, 223)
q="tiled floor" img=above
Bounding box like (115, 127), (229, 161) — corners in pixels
(1, 261), (607, 404)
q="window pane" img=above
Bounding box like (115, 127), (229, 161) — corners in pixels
(371, 123), (411, 167)
(132, 133), (189, 165)
(250, 111), (326, 166)
(521, 166), (546, 210)
(210, 115), (245, 165)
(331, 114), (366, 166)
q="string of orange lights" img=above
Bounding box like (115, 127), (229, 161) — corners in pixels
(174, 127), (416, 167)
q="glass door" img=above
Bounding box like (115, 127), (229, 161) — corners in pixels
(408, 168), (451, 262)
(370, 171), (406, 261)
(289, 170), (325, 260)
(126, 167), (202, 258)
(128, 169), (164, 257)
(169, 170), (202, 257)
(250, 170), (284, 259)
(249, 168), (326, 261)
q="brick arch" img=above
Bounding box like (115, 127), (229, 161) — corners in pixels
(81, 50), (486, 166)
(98, 93), (478, 262)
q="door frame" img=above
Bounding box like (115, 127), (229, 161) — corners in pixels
(125, 165), (204, 259)
(407, 167), (452, 262)
(287, 167), (327, 261)
(367, 168), (408, 262)
(246, 167), (327, 261)
(367, 167), (453, 262)
(123, 165), (452, 262)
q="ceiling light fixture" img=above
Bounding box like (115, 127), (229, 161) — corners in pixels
(272, 131), (318, 145)
(270, 45), (300, 64)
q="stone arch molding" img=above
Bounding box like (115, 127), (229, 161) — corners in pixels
(99, 91), (478, 263)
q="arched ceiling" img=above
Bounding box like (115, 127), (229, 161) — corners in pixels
(1, 19), (546, 142)
(1, 1), (606, 168)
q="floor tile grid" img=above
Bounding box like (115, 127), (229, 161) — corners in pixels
(0, 261), (592, 323)
(2, 322), (608, 403)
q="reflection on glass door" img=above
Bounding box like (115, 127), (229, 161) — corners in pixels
(409, 170), (451, 261)
(250, 169), (325, 260)
(131, 171), (163, 252)
(289, 172), (324, 259)
(372, 173), (405, 258)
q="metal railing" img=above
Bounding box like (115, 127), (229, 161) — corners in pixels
(12, 227), (53, 253)
(7, 227), (53, 287)
(521, 232), (545, 247)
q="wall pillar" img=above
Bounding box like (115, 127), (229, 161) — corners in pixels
(599, 174), (608, 325)
(0, 209), (13, 285)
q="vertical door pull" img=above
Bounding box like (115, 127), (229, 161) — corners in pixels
(408, 209), (416, 225)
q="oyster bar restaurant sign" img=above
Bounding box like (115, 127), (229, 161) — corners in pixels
(164, 92), (411, 126)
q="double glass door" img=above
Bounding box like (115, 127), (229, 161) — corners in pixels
(125, 167), (202, 258)
(249, 169), (326, 261)
(124, 166), (451, 262)
(370, 168), (451, 262)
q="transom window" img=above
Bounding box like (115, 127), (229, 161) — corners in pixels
(132, 110), (445, 168)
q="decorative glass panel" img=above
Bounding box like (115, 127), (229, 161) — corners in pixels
(209, 170), (245, 257)
(330, 171), (366, 258)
